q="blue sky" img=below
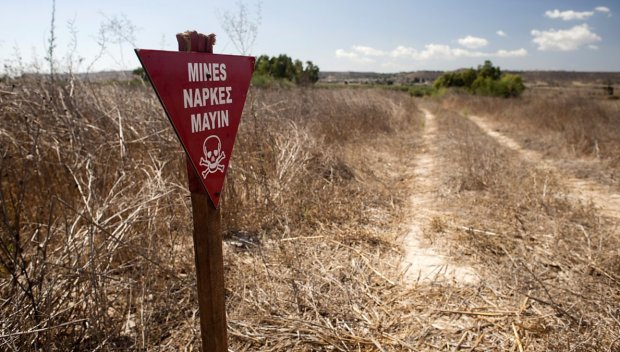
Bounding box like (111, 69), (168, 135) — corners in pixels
(1, 0), (618, 73)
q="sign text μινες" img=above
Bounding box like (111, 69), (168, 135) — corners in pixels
(183, 62), (234, 134)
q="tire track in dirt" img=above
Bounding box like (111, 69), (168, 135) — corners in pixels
(401, 109), (478, 284)
(468, 114), (620, 220)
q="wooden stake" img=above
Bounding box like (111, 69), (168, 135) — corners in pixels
(177, 30), (227, 352)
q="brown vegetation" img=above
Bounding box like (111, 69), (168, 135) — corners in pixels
(444, 91), (620, 190)
(1, 77), (619, 351)
(0, 79), (424, 350)
(423, 103), (620, 350)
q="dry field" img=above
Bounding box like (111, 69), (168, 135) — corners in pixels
(444, 90), (620, 191)
(1, 78), (619, 351)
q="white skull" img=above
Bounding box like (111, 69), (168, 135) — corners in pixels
(199, 135), (226, 178)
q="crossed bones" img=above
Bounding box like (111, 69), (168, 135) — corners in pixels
(199, 136), (226, 178)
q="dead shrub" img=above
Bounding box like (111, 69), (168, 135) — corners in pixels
(1, 79), (426, 350)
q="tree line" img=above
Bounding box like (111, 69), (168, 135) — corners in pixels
(254, 54), (319, 85)
(132, 54), (320, 87)
(433, 60), (525, 97)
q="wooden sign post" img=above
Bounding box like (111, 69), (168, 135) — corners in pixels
(178, 31), (227, 352)
(135, 30), (255, 351)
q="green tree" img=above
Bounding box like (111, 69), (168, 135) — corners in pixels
(433, 60), (524, 98)
(301, 61), (320, 85)
(255, 55), (271, 75)
(293, 59), (304, 83)
(269, 54), (295, 81)
(252, 54), (320, 85)
(478, 60), (501, 80)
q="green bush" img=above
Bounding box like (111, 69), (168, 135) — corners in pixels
(433, 60), (525, 98)
(250, 73), (275, 87)
(498, 74), (525, 97)
(408, 85), (435, 97)
(251, 73), (295, 88)
(471, 76), (493, 96)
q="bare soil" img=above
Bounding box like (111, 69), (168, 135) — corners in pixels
(401, 109), (478, 284)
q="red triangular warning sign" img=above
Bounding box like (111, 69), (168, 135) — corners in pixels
(135, 49), (255, 207)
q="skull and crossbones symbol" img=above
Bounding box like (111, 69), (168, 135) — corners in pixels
(199, 135), (226, 178)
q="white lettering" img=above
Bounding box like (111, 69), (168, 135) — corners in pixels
(191, 113), (201, 133)
(184, 87), (233, 109)
(188, 63), (199, 82)
(187, 62), (229, 82)
(225, 87), (232, 104)
(209, 111), (218, 127)
(218, 87), (225, 104)
(221, 109), (229, 126)
(183, 89), (193, 108)
(193, 88), (203, 107)
(203, 113), (211, 130)
(209, 87), (218, 105)
(189, 110), (231, 133)
(220, 64), (227, 81)
(213, 63), (220, 81)
(202, 88), (209, 106)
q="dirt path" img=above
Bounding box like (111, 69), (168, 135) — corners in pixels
(468, 114), (620, 220)
(401, 109), (477, 284)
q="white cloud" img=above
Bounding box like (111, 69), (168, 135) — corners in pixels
(390, 45), (416, 58)
(531, 24), (602, 51)
(335, 49), (357, 59)
(588, 44), (600, 50)
(545, 9), (594, 21)
(336, 43), (527, 64)
(395, 44), (526, 60)
(416, 44), (455, 59)
(351, 45), (385, 56)
(496, 30), (507, 37)
(335, 49), (374, 64)
(496, 48), (528, 57)
(595, 6), (610, 13)
(545, 6), (613, 20)
(457, 35), (489, 49)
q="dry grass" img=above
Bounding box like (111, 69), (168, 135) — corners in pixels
(220, 88), (425, 351)
(2, 76), (619, 351)
(424, 103), (620, 350)
(0, 78), (429, 350)
(444, 91), (620, 190)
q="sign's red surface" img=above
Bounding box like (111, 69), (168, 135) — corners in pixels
(135, 49), (255, 207)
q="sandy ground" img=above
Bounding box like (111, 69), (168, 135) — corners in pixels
(401, 109), (478, 285)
